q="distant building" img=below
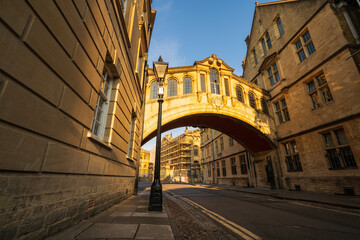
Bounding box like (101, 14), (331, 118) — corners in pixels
(139, 149), (153, 179)
(160, 128), (201, 183)
(0, 0), (156, 238)
(242, 0), (360, 194)
(200, 128), (271, 188)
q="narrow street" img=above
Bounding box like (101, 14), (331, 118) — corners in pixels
(163, 183), (360, 240)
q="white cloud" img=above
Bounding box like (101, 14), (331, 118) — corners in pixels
(148, 39), (187, 67)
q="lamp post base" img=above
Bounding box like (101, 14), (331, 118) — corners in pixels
(148, 178), (162, 211)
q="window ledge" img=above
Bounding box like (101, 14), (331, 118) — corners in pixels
(87, 131), (113, 150)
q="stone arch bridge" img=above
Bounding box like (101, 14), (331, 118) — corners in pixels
(142, 54), (277, 155)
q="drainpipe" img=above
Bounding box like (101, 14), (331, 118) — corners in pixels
(211, 129), (216, 184)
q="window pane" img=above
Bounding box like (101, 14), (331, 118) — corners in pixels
(248, 92), (256, 109)
(183, 77), (192, 94)
(270, 76), (275, 86)
(277, 112), (284, 123)
(317, 74), (327, 86)
(253, 50), (258, 64)
(306, 41), (316, 56)
(262, 39), (267, 54)
(284, 143), (290, 155)
(298, 49), (306, 62)
(150, 81), (159, 99)
(210, 69), (220, 94)
(200, 74), (206, 92)
(267, 68), (272, 76)
(293, 154), (302, 171)
(322, 132), (334, 147)
(280, 98), (287, 107)
(319, 86), (333, 103)
(236, 85), (244, 102)
(303, 31), (311, 42)
(273, 63), (278, 71)
(224, 78), (230, 96)
(307, 80), (316, 92)
(167, 79), (177, 97)
(286, 156), (294, 171)
(275, 102), (281, 111)
(295, 40), (302, 50)
(283, 108), (290, 122)
(261, 98), (269, 115)
(310, 92), (320, 109)
(326, 149), (341, 169)
(266, 32), (272, 49)
(290, 141), (298, 154)
(334, 129), (348, 145)
(277, 18), (284, 36)
(339, 147), (356, 168)
(275, 72), (280, 82)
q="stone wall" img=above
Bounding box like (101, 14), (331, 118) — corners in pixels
(0, 0), (155, 238)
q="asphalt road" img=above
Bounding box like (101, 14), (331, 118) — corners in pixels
(162, 183), (360, 240)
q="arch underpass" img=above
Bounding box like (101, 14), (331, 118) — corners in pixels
(142, 54), (277, 154)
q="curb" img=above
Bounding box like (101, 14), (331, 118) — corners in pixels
(196, 184), (360, 210)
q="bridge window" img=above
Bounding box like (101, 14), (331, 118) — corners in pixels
(183, 77), (192, 94)
(248, 92), (257, 109)
(200, 74), (206, 92)
(261, 98), (269, 115)
(236, 85), (244, 102)
(92, 66), (113, 140)
(150, 81), (159, 99)
(210, 68), (220, 94)
(167, 79), (177, 97)
(224, 78), (230, 96)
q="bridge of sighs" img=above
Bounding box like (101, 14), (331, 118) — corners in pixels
(143, 54), (277, 155)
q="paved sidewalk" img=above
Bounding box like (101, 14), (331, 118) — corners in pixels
(47, 190), (175, 240)
(195, 183), (360, 209)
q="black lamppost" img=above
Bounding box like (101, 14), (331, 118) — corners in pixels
(149, 56), (168, 211)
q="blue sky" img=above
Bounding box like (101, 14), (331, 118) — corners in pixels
(142, 0), (273, 150)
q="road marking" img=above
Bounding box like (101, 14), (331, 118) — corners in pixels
(174, 194), (262, 240)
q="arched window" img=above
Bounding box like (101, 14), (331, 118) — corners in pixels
(236, 85), (244, 102)
(248, 92), (257, 109)
(210, 68), (220, 94)
(183, 77), (192, 94)
(150, 81), (159, 100)
(261, 98), (269, 115)
(167, 79), (177, 97)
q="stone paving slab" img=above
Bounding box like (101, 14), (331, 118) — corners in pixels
(47, 191), (175, 239)
(135, 224), (174, 240)
(132, 212), (168, 218)
(111, 216), (170, 225)
(77, 223), (138, 239)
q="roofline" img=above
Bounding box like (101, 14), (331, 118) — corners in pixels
(257, 0), (300, 7)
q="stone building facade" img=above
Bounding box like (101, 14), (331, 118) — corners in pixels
(242, 0), (360, 194)
(139, 149), (153, 180)
(0, 0), (155, 238)
(200, 128), (277, 188)
(160, 128), (201, 183)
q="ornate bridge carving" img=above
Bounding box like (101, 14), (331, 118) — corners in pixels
(143, 54), (277, 154)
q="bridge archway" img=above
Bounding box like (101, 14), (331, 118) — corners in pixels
(142, 54), (277, 154)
